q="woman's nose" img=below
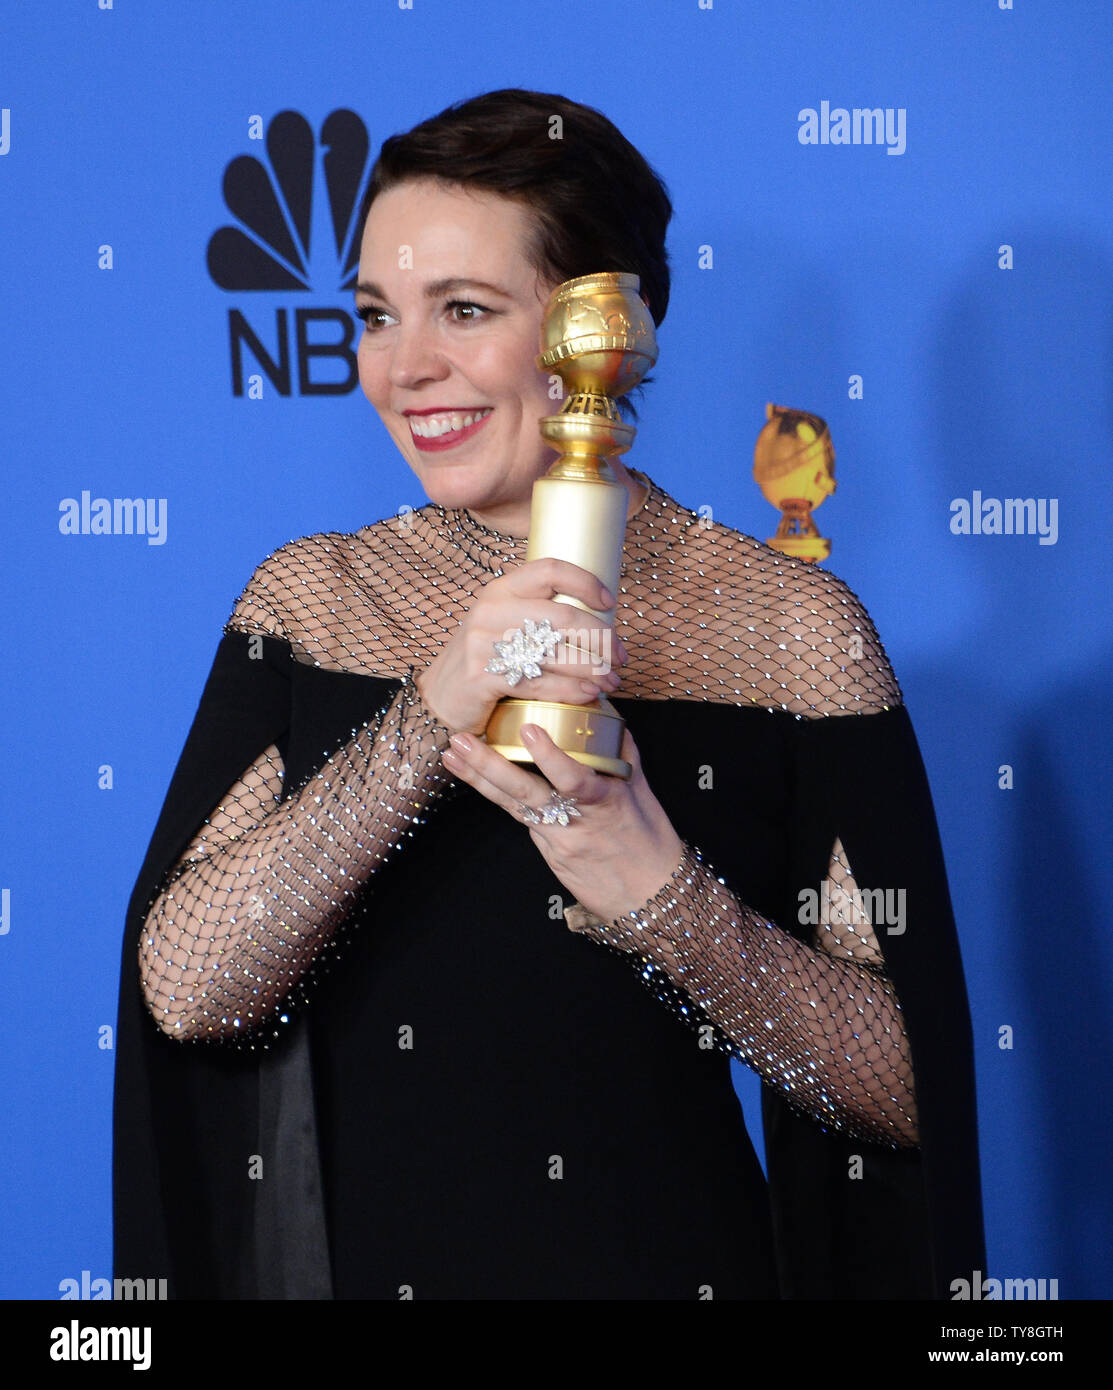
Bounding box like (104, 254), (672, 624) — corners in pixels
(388, 324), (449, 389)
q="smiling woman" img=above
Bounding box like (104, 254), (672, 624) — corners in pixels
(114, 88), (984, 1301)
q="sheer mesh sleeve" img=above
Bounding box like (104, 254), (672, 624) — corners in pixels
(562, 508), (920, 1149)
(138, 555), (456, 1047)
(565, 839), (918, 1149)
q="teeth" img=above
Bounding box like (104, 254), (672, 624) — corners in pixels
(409, 408), (491, 439)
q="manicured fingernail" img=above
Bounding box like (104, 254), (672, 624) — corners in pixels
(599, 585), (615, 607)
(450, 733), (473, 753)
(521, 724), (539, 742)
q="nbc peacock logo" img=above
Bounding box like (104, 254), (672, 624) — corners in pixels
(206, 109), (372, 398)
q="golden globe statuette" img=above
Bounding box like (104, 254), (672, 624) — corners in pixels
(754, 403), (836, 563)
(484, 272), (657, 780)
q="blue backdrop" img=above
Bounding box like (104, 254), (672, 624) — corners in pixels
(2, 0), (1110, 1301)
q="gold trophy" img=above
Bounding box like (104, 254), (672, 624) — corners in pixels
(753, 403), (836, 563)
(483, 272), (657, 780)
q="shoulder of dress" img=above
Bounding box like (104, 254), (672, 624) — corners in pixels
(669, 519), (904, 717)
(676, 512), (865, 614)
(257, 526), (366, 568)
(769, 563), (904, 717)
(222, 528), (365, 641)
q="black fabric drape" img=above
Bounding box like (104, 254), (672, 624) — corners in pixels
(113, 632), (331, 1298)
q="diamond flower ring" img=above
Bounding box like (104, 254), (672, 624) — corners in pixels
(485, 617), (563, 688)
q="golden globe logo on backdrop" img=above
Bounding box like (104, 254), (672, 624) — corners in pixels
(206, 109), (371, 397)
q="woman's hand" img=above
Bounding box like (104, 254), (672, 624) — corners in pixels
(440, 723), (684, 926)
(416, 558), (627, 736)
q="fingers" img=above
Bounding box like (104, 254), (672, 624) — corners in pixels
(440, 727), (608, 822)
(619, 728), (642, 778)
(519, 725), (608, 800)
(475, 625), (617, 702)
(493, 669), (619, 706)
(546, 604), (628, 671)
(481, 598), (625, 674)
(502, 556), (615, 612)
(442, 724), (639, 817)
(487, 555), (609, 600)
(441, 733), (549, 819)
(447, 558), (630, 731)
(475, 593), (626, 708)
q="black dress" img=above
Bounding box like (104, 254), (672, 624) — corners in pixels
(113, 478), (985, 1299)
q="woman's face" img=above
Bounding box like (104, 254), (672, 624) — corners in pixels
(355, 178), (558, 517)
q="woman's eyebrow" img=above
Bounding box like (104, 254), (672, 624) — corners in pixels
(423, 277), (514, 300)
(354, 278), (514, 300)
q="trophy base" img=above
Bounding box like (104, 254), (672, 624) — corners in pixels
(766, 534), (831, 562)
(484, 694), (631, 779)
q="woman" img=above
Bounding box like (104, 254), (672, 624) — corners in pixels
(114, 88), (984, 1299)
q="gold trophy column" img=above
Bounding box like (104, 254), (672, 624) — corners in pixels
(484, 272), (658, 779)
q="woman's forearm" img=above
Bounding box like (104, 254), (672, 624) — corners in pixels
(569, 841), (920, 1147)
(139, 673), (453, 1042)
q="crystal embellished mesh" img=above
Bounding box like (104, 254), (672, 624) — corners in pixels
(138, 471), (917, 1147)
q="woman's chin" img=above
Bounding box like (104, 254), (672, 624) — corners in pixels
(418, 472), (494, 511)
(409, 459), (517, 512)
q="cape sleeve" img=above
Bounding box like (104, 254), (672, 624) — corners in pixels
(113, 624), (454, 1295)
(112, 629), (294, 1296)
(763, 704), (985, 1298)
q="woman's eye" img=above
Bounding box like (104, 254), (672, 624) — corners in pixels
(447, 300), (489, 323)
(354, 301), (490, 331)
(355, 305), (393, 331)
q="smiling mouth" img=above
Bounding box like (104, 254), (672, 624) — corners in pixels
(406, 407), (493, 448)
(405, 407), (494, 454)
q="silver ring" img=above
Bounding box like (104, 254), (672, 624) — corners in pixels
(518, 791), (582, 827)
(485, 617), (561, 688)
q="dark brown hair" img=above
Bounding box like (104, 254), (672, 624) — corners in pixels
(359, 88), (672, 327)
